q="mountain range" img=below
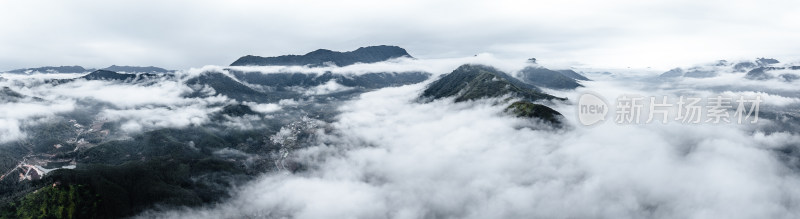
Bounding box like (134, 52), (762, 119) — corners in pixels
(230, 45), (412, 67)
(7, 66), (89, 74)
(4, 65), (172, 74)
(659, 57), (799, 81)
(0, 45), (573, 218)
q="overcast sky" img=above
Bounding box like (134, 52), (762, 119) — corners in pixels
(1, 0), (799, 70)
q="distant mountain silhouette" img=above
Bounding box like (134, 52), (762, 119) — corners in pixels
(230, 71), (430, 89)
(661, 58), (783, 79)
(46, 70), (163, 85)
(659, 67), (718, 78)
(682, 70), (716, 78)
(659, 68), (685, 78)
(7, 66), (89, 74)
(82, 70), (142, 81)
(746, 66), (799, 81)
(6, 65), (171, 74)
(555, 69), (590, 81)
(733, 61), (757, 72)
(517, 67), (584, 90)
(84, 70), (168, 82)
(101, 65), (172, 74)
(230, 45), (412, 67)
(756, 58), (780, 66)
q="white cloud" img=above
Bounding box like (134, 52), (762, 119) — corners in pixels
(101, 104), (220, 134)
(242, 101), (281, 114)
(301, 80), (353, 96)
(671, 73), (800, 93)
(278, 99), (300, 106)
(3, 49), (800, 218)
(0, 99), (76, 143)
(0, 73), (85, 80)
(142, 67), (800, 218)
(0, 70), (240, 140)
(719, 91), (800, 107)
(35, 79), (192, 108)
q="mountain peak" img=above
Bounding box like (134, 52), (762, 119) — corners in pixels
(101, 65), (171, 73)
(420, 64), (564, 124)
(307, 49), (335, 55)
(80, 69), (161, 82)
(756, 57), (780, 66)
(421, 64), (560, 102)
(82, 70), (133, 80)
(230, 45), (412, 67)
(517, 67), (585, 90)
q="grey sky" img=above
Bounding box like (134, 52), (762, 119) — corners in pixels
(1, 0), (799, 70)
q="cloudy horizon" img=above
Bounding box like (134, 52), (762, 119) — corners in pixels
(3, 1), (800, 218)
(2, 0), (800, 71)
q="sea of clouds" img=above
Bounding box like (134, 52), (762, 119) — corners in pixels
(129, 57), (800, 218)
(3, 55), (800, 218)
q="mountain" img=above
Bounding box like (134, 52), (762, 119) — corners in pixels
(0, 87), (25, 102)
(7, 66), (89, 74)
(660, 67), (718, 78)
(421, 64), (563, 124)
(45, 128), (256, 218)
(682, 69), (716, 78)
(185, 71), (273, 102)
(660, 68), (684, 78)
(660, 58), (784, 79)
(422, 64), (561, 102)
(101, 65), (172, 74)
(218, 104), (259, 117)
(517, 67), (584, 90)
(556, 69), (590, 81)
(756, 58), (780, 66)
(6, 65), (171, 74)
(210, 104), (262, 122)
(189, 68), (430, 103)
(230, 71), (430, 89)
(733, 61), (757, 72)
(505, 101), (563, 124)
(45, 70), (166, 86)
(659, 58), (797, 82)
(230, 45), (412, 67)
(745, 66), (800, 81)
(781, 74), (799, 82)
(745, 67), (771, 80)
(81, 70), (144, 81)
(732, 58), (778, 73)
(335, 72), (429, 88)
